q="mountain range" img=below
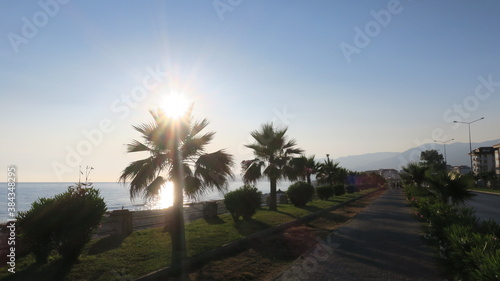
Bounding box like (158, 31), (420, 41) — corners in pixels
(333, 139), (500, 172)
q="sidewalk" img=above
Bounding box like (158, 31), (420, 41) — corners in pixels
(273, 189), (444, 281)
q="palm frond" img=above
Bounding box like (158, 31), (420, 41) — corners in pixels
(184, 176), (203, 199)
(119, 154), (170, 199)
(194, 150), (234, 190)
(182, 132), (215, 159)
(127, 140), (152, 153)
(242, 159), (264, 183)
(144, 176), (167, 199)
(285, 147), (304, 156)
(132, 121), (157, 142)
(190, 118), (210, 137)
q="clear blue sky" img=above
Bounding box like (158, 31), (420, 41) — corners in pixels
(1, 0), (500, 182)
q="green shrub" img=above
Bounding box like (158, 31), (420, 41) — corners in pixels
(54, 187), (107, 262)
(17, 186), (107, 264)
(287, 181), (314, 207)
(17, 197), (58, 264)
(316, 185), (334, 200)
(224, 185), (262, 222)
(333, 184), (345, 196)
(443, 223), (500, 280)
(406, 182), (500, 281)
(346, 185), (357, 194)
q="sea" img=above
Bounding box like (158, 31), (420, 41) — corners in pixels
(0, 180), (292, 223)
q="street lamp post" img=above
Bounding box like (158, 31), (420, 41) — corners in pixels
(433, 138), (454, 165)
(453, 117), (485, 174)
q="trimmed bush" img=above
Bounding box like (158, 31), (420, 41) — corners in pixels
(316, 185), (334, 200)
(287, 181), (314, 207)
(333, 184), (345, 196)
(54, 187), (107, 262)
(224, 185), (262, 222)
(17, 197), (57, 264)
(17, 186), (107, 264)
(346, 185), (357, 194)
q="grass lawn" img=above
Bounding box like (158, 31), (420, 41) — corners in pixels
(470, 187), (500, 194)
(1, 188), (377, 281)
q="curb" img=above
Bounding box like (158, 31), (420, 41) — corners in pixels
(471, 190), (500, 196)
(134, 188), (382, 281)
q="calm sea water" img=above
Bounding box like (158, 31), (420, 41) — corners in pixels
(0, 180), (292, 223)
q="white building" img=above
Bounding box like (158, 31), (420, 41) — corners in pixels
(494, 143), (500, 177)
(469, 147), (495, 175)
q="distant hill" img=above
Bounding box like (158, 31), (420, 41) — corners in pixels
(335, 139), (500, 172)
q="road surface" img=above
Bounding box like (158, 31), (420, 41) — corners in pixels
(466, 192), (500, 223)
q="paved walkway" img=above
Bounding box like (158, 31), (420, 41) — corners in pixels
(274, 189), (444, 281)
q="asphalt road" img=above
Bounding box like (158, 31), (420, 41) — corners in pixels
(466, 192), (500, 223)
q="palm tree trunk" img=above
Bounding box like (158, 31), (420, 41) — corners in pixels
(170, 140), (187, 270)
(171, 182), (187, 268)
(269, 177), (277, 211)
(306, 174), (311, 185)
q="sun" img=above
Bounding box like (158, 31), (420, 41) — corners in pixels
(160, 93), (190, 119)
(156, 181), (174, 209)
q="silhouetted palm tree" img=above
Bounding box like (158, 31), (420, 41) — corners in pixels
(290, 155), (319, 184)
(316, 157), (340, 186)
(119, 107), (233, 266)
(305, 155), (320, 185)
(242, 123), (303, 211)
(290, 156), (307, 182)
(401, 162), (428, 188)
(426, 171), (475, 204)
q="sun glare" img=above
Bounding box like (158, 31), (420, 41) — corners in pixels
(156, 181), (174, 209)
(160, 93), (190, 119)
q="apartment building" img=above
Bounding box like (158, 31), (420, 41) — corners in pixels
(494, 143), (500, 177)
(469, 147), (495, 175)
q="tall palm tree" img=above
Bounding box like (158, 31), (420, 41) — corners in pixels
(119, 107), (233, 266)
(426, 171), (475, 204)
(401, 162), (428, 188)
(316, 157), (340, 186)
(242, 123), (303, 211)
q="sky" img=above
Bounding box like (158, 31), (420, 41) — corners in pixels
(1, 0), (500, 182)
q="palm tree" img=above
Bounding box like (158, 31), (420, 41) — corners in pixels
(304, 155), (320, 185)
(290, 156), (307, 182)
(401, 162), (428, 188)
(242, 123), (303, 211)
(426, 171), (475, 204)
(119, 107), (233, 266)
(290, 155), (319, 184)
(316, 156), (340, 186)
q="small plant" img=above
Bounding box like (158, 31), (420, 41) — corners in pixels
(316, 185), (334, 200)
(333, 184), (345, 196)
(287, 181), (314, 207)
(224, 185), (262, 222)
